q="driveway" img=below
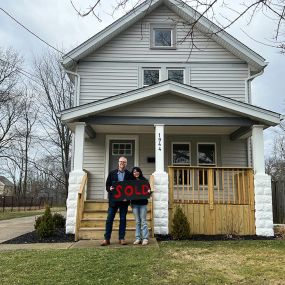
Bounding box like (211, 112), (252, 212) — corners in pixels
(0, 216), (37, 243)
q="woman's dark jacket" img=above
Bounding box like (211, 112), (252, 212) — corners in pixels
(131, 176), (149, 206)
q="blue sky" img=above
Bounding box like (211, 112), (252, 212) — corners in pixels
(0, 0), (284, 156)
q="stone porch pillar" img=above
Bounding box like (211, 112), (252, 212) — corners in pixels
(153, 124), (169, 235)
(251, 125), (274, 236)
(66, 122), (86, 234)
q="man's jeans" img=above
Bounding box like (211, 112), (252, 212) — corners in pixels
(104, 204), (128, 240)
(132, 204), (149, 240)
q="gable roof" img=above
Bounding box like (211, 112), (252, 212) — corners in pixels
(61, 80), (281, 126)
(62, 0), (266, 72)
(0, 176), (13, 187)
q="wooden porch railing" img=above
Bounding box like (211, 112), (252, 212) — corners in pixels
(75, 171), (88, 242)
(168, 166), (254, 207)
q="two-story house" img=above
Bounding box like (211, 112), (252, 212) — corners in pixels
(61, 0), (282, 240)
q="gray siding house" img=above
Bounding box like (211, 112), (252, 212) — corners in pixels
(61, 0), (282, 240)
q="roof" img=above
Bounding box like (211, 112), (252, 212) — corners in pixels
(62, 0), (267, 72)
(0, 176), (14, 187)
(61, 80), (281, 126)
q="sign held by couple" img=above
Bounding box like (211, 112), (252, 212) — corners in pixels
(112, 180), (151, 201)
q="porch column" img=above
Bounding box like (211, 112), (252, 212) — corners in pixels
(153, 124), (169, 235)
(251, 125), (274, 236)
(66, 122), (86, 234)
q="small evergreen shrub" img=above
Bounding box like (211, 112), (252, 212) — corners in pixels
(34, 206), (55, 238)
(53, 213), (66, 228)
(171, 206), (191, 240)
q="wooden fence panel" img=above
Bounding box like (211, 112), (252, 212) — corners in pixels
(272, 180), (285, 224)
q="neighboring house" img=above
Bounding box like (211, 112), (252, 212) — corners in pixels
(0, 176), (14, 196)
(61, 0), (283, 239)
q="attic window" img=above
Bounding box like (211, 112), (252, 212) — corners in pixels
(150, 24), (176, 49)
(168, 69), (184, 83)
(143, 69), (160, 86)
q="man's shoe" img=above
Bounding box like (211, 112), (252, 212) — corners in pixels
(142, 239), (149, 246)
(133, 239), (141, 245)
(100, 240), (110, 246)
(119, 239), (127, 245)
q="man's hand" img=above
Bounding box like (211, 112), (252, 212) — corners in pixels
(110, 186), (114, 191)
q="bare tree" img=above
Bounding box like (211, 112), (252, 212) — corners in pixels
(33, 51), (73, 196)
(0, 47), (23, 158)
(70, 0), (285, 53)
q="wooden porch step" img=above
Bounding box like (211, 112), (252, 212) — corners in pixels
(81, 217), (151, 228)
(78, 227), (152, 240)
(84, 200), (152, 211)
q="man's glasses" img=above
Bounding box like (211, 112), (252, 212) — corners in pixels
(119, 161), (127, 164)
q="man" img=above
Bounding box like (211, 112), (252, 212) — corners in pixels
(101, 156), (133, 246)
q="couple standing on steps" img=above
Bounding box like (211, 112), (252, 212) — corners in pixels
(101, 156), (150, 246)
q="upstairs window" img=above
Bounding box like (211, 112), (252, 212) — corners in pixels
(168, 69), (184, 84)
(150, 24), (176, 49)
(143, 69), (160, 86)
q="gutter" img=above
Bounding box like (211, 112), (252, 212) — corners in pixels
(64, 68), (80, 107)
(245, 66), (266, 104)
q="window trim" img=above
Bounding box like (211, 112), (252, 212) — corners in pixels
(150, 23), (176, 49)
(171, 142), (191, 165)
(142, 68), (161, 87)
(197, 142), (217, 166)
(167, 68), (185, 84)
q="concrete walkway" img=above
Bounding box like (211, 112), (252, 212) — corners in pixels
(0, 215), (158, 251)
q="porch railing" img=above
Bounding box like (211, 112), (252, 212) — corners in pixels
(168, 166), (254, 208)
(75, 171), (88, 242)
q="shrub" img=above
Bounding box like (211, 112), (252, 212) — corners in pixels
(53, 213), (66, 228)
(34, 206), (55, 238)
(171, 206), (191, 240)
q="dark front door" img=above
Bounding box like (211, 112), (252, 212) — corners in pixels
(109, 140), (135, 172)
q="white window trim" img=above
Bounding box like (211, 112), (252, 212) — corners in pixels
(105, 135), (139, 199)
(197, 142), (217, 166)
(150, 23), (176, 49)
(171, 142), (191, 165)
(167, 68), (185, 84)
(142, 68), (161, 87)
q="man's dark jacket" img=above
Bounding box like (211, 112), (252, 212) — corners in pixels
(106, 169), (133, 207)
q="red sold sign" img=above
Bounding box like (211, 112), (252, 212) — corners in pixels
(112, 180), (151, 201)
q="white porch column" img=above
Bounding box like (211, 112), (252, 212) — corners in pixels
(153, 124), (169, 235)
(251, 125), (274, 236)
(66, 122), (86, 234)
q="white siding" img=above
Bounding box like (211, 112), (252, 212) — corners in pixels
(190, 63), (248, 102)
(101, 93), (238, 117)
(221, 136), (248, 167)
(86, 5), (242, 63)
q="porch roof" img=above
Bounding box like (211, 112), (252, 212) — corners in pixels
(61, 80), (281, 127)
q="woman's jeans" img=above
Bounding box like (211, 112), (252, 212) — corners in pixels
(132, 204), (149, 240)
(104, 204), (128, 240)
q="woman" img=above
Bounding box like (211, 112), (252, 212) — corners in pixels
(131, 167), (150, 246)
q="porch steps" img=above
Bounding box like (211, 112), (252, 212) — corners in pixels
(77, 200), (152, 240)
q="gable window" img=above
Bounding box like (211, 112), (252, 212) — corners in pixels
(150, 24), (176, 49)
(143, 69), (160, 86)
(168, 69), (184, 84)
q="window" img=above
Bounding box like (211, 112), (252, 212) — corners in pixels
(197, 143), (217, 186)
(168, 69), (184, 84)
(150, 24), (176, 49)
(198, 143), (216, 165)
(112, 143), (132, 156)
(143, 69), (160, 86)
(172, 143), (191, 165)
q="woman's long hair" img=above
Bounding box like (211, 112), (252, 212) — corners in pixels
(131, 166), (144, 179)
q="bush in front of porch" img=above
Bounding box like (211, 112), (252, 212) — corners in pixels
(171, 206), (191, 240)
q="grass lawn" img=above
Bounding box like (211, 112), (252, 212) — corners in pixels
(0, 207), (66, 220)
(0, 240), (284, 285)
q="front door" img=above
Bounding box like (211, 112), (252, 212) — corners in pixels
(109, 140), (135, 172)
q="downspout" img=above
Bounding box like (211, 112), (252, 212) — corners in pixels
(245, 66), (266, 167)
(64, 68), (80, 107)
